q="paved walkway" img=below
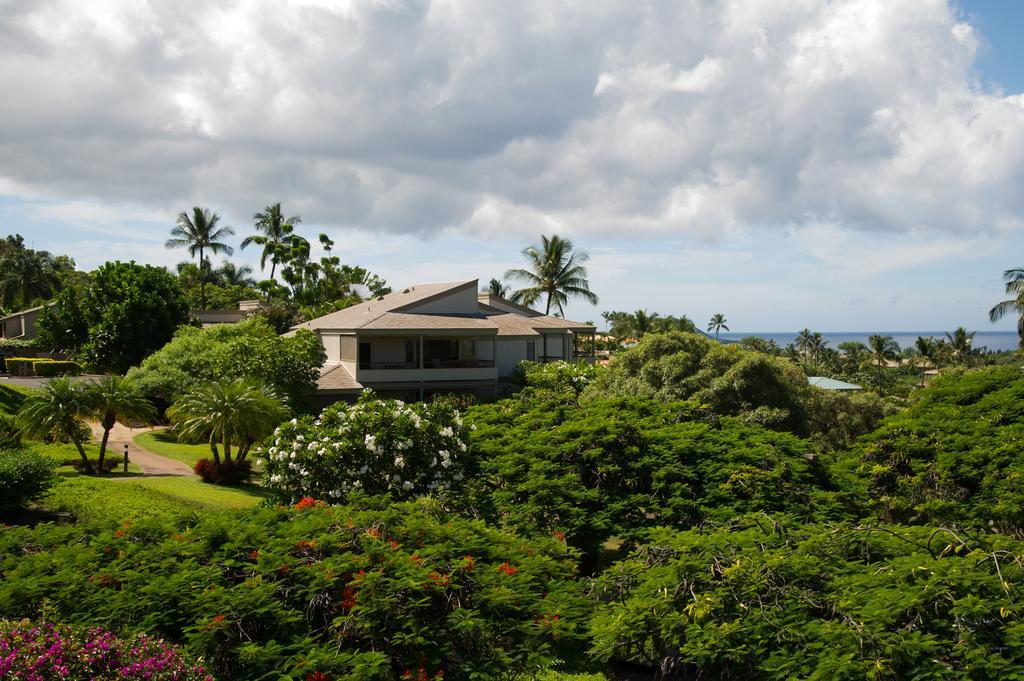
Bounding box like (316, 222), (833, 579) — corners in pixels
(87, 422), (195, 477)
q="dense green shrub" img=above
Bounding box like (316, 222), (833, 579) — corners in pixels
(2, 357), (35, 376)
(0, 449), (59, 513)
(465, 397), (849, 559)
(804, 387), (900, 451)
(586, 333), (812, 434)
(0, 498), (587, 680)
(589, 516), (1024, 679)
(127, 318), (324, 408)
(260, 391), (470, 502)
(834, 365), (1024, 528)
(0, 338), (36, 372)
(0, 619), (213, 680)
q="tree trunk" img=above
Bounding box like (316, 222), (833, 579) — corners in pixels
(223, 427), (232, 465)
(98, 427), (111, 471)
(237, 440), (251, 463)
(72, 433), (94, 474)
(209, 440), (221, 466)
(199, 246), (206, 311)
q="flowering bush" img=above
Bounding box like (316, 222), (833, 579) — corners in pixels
(514, 360), (598, 400)
(0, 499), (587, 680)
(0, 619), (212, 680)
(260, 391), (471, 502)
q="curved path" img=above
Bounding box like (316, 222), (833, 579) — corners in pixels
(87, 422), (195, 477)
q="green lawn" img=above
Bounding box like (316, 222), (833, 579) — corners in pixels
(26, 441), (144, 476)
(0, 383), (30, 416)
(44, 475), (269, 523)
(134, 429), (212, 467)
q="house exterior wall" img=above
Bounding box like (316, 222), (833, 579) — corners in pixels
(405, 286), (478, 314)
(321, 334), (342, 363)
(0, 308), (42, 339)
(496, 337), (531, 376)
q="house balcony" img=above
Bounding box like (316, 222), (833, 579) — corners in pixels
(354, 334), (498, 384)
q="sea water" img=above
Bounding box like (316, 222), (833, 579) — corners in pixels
(716, 331), (1020, 353)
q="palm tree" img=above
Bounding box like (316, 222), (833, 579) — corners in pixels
(242, 203), (301, 285)
(707, 313), (729, 340)
(486, 278), (510, 298)
(629, 309), (660, 338)
(165, 207), (235, 310)
(658, 315), (697, 333)
(89, 375), (156, 470)
(167, 378), (289, 469)
(914, 336), (936, 386)
(989, 268), (1024, 348)
(795, 329), (815, 357)
(505, 235), (598, 316)
(945, 327), (977, 366)
(18, 378), (95, 473)
(215, 261), (256, 287)
(867, 334), (900, 381)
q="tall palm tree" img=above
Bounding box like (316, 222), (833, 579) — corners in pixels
(168, 378), (289, 469)
(18, 378), (95, 473)
(707, 313), (729, 340)
(165, 207), (235, 310)
(242, 203), (301, 285)
(945, 327), (977, 366)
(505, 235), (598, 316)
(867, 334), (900, 381)
(487, 278), (510, 298)
(989, 268), (1024, 348)
(795, 329), (815, 357)
(914, 336), (936, 386)
(89, 375), (156, 469)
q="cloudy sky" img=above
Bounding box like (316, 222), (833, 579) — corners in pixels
(2, 0), (1023, 331)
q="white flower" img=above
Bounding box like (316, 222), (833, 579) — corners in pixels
(440, 426), (454, 437)
(402, 481), (415, 490)
(290, 418), (298, 425)
(365, 434), (377, 451)
(270, 474), (283, 483)
(394, 456), (405, 469)
(358, 465), (369, 474)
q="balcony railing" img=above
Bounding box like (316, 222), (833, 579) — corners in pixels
(359, 359), (496, 370)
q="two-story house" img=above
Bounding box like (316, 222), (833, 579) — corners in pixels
(288, 279), (596, 405)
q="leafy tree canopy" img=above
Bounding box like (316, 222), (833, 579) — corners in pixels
(126, 318), (324, 409)
(834, 364), (1024, 529)
(37, 261), (189, 373)
(464, 396), (849, 559)
(586, 332), (812, 434)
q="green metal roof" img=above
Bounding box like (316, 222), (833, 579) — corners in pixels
(807, 376), (862, 391)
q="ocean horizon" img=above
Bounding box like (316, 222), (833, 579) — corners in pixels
(717, 331), (1021, 353)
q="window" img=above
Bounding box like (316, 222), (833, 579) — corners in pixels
(405, 340), (416, 364)
(526, 340), (536, 361)
(358, 342), (371, 369)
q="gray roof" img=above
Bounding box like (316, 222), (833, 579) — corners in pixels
(808, 376), (862, 390)
(292, 280), (595, 337)
(316, 364), (362, 392)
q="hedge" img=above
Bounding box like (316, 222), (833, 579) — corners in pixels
(2, 357), (82, 377)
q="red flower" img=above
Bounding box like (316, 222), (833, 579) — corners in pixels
(249, 549), (260, 560)
(428, 571), (449, 587)
(462, 555), (475, 572)
(497, 561), (518, 576)
(306, 672), (331, 681)
(552, 530), (566, 542)
(295, 497), (321, 510)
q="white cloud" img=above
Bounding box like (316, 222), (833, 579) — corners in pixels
(0, 0), (1021, 246)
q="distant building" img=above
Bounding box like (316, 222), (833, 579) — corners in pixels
(0, 303), (54, 340)
(288, 279), (596, 405)
(194, 300), (266, 327)
(807, 376), (862, 391)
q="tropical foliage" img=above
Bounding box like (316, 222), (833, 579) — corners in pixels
(0, 499), (586, 680)
(17, 378), (95, 472)
(590, 516), (1024, 679)
(834, 364), (1024, 529)
(0, 234), (75, 313)
(465, 397), (845, 559)
(165, 206), (236, 310)
(0, 449), (58, 513)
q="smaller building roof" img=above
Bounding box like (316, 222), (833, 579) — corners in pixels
(316, 364), (363, 393)
(808, 376), (862, 391)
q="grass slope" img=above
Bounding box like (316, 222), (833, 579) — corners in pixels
(134, 430), (213, 467)
(0, 383), (30, 416)
(44, 475), (269, 523)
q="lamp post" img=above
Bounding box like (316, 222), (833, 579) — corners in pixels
(123, 443), (129, 473)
